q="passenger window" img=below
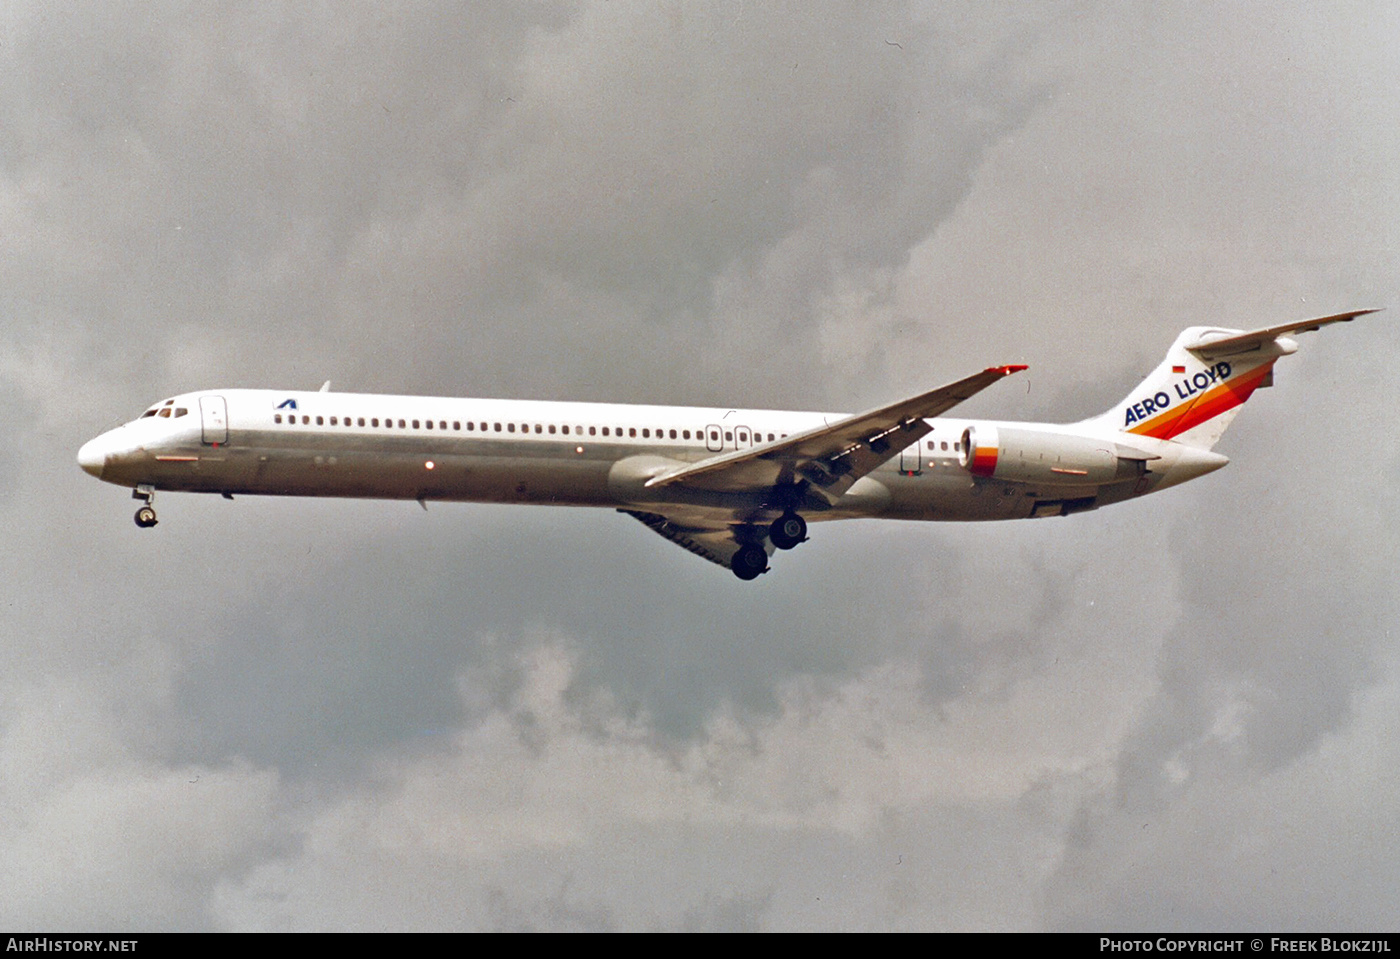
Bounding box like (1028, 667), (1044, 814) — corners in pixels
(316, 416), (324, 425)
(589, 427), (596, 436)
(548, 425), (556, 434)
(358, 418), (365, 427)
(535, 424), (542, 434)
(425, 420), (433, 429)
(629, 428), (637, 438)
(561, 425), (569, 435)
(453, 421), (460, 430)
(398, 419), (406, 428)
(274, 414), (282, 424)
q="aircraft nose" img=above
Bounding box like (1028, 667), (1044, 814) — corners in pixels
(77, 436), (108, 479)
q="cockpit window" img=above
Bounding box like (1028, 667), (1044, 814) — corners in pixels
(140, 399), (176, 419)
(174, 408), (188, 418)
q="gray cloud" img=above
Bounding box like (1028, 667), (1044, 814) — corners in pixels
(3, 0), (1397, 931)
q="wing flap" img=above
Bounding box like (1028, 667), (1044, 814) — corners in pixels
(644, 364), (1026, 498)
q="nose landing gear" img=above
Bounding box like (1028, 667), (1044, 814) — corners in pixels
(132, 486), (158, 528)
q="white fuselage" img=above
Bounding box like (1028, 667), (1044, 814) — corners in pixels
(79, 387), (1180, 526)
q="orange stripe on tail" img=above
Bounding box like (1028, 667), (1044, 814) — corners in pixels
(1128, 361), (1276, 441)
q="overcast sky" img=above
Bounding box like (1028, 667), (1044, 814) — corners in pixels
(3, 1), (1397, 931)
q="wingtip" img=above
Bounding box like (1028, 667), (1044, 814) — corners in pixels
(988, 364), (1029, 376)
(1311, 307), (1382, 324)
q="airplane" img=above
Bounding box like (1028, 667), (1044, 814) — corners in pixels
(78, 310), (1374, 580)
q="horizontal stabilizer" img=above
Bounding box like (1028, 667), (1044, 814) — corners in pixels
(1186, 309), (1379, 359)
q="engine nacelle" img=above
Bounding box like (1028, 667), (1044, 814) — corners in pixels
(959, 425), (1149, 486)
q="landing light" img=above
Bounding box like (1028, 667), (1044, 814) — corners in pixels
(425, 460), (435, 470)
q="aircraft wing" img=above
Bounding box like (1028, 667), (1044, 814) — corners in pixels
(1186, 309), (1379, 358)
(644, 364), (1027, 504)
(619, 508), (768, 571)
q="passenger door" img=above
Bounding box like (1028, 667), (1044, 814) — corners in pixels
(200, 395), (229, 446)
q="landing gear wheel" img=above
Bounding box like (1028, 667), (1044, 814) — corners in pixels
(769, 512), (807, 551)
(731, 544), (768, 581)
(134, 506), (158, 528)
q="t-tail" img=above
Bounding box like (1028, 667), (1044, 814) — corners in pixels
(1087, 310), (1378, 451)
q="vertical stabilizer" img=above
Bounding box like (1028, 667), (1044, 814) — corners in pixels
(1087, 327), (1282, 450)
(1085, 311), (1375, 451)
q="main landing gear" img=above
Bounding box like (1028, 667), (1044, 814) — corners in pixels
(731, 544), (768, 581)
(768, 511), (808, 551)
(132, 485), (158, 528)
(730, 512), (810, 581)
